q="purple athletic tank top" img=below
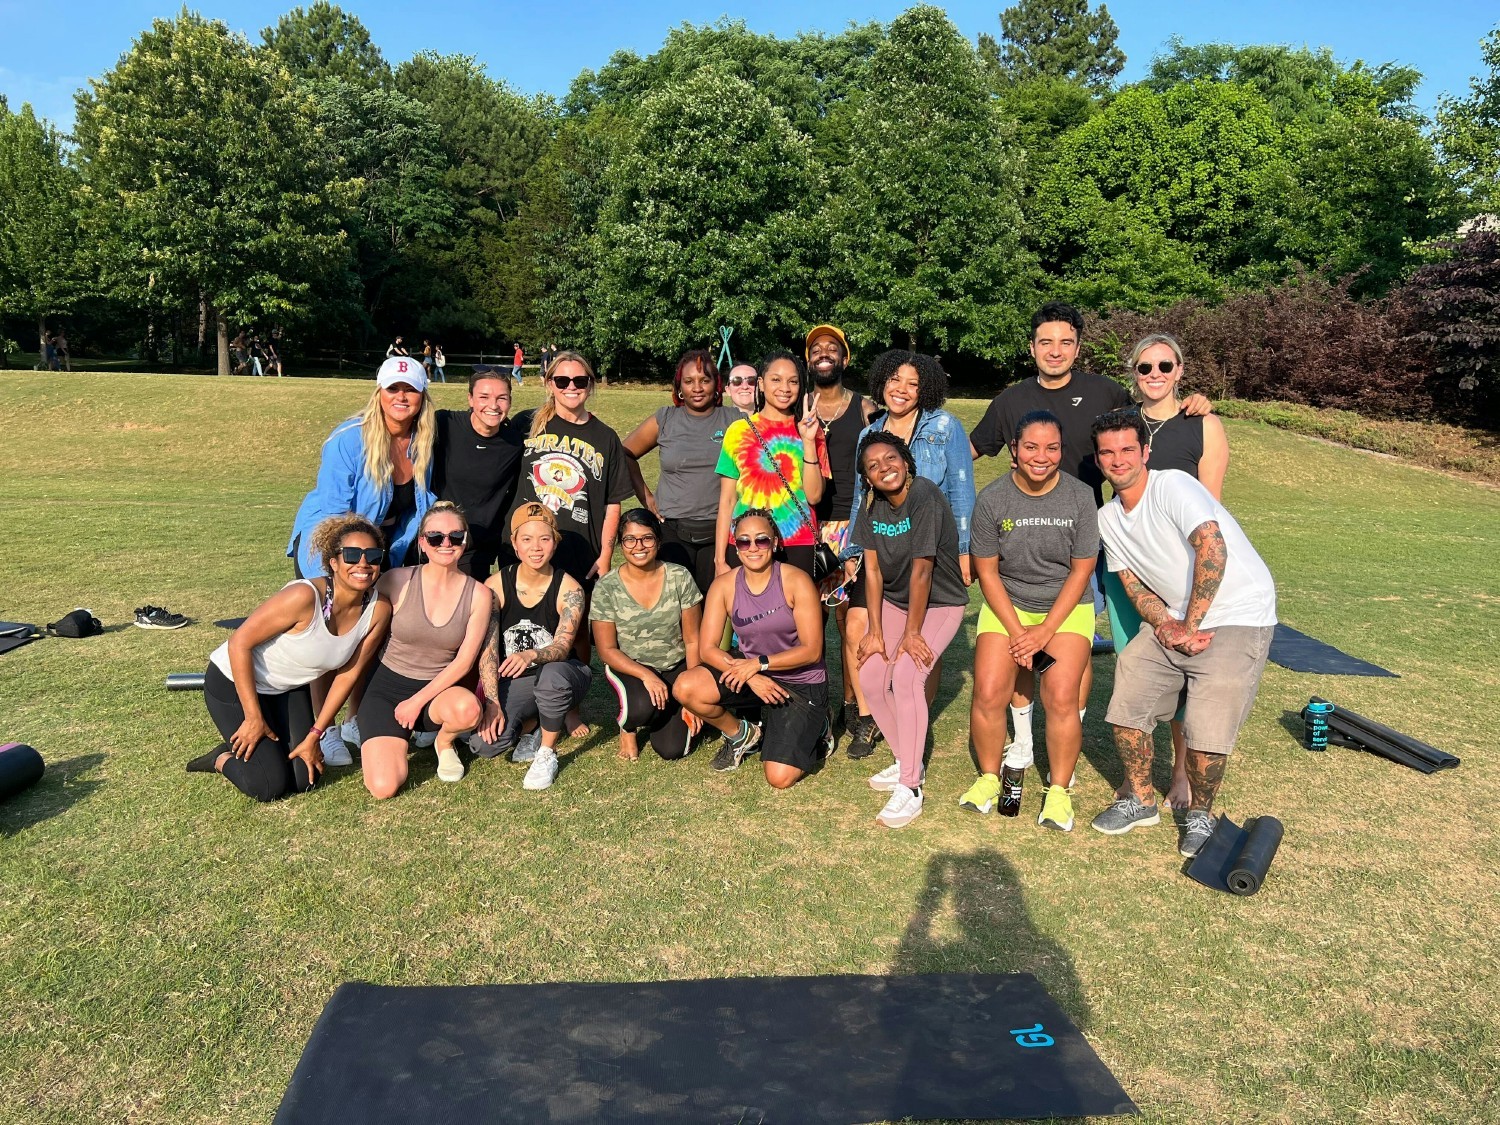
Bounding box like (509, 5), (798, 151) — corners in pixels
(731, 562), (826, 685)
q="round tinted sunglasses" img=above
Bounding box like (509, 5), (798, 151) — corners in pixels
(726, 375), (757, 387)
(1136, 360), (1177, 375)
(734, 534), (775, 551)
(339, 546), (385, 565)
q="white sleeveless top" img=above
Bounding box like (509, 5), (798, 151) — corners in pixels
(210, 580), (379, 693)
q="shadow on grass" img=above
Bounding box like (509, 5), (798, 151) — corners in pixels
(0, 752), (105, 836)
(891, 850), (1090, 1032)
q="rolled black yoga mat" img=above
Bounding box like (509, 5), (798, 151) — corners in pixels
(1305, 704), (1441, 774)
(1186, 815), (1284, 896)
(1311, 697), (1459, 770)
(274, 973), (1138, 1124)
(0, 743), (45, 801)
(165, 673), (206, 692)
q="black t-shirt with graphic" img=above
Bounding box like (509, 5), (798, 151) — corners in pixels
(970, 372), (1132, 506)
(509, 412), (633, 568)
(433, 409), (532, 551)
(851, 476), (968, 611)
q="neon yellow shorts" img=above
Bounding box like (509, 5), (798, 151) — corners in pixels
(977, 601), (1096, 639)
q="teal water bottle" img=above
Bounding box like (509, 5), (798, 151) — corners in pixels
(1304, 699), (1333, 751)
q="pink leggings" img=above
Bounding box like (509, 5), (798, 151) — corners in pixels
(858, 600), (965, 788)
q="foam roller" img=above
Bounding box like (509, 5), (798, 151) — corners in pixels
(0, 742), (44, 801)
(165, 672), (206, 691)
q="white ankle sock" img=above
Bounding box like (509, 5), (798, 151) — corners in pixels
(1009, 703), (1034, 749)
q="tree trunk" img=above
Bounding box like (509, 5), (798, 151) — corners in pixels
(907, 330), (917, 349)
(197, 292), (208, 358)
(215, 308), (230, 377)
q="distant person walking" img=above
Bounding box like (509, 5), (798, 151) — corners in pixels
(265, 332), (283, 376)
(421, 339), (435, 380)
(512, 342), (525, 386)
(53, 330), (70, 371)
(433, 344), (447, 383)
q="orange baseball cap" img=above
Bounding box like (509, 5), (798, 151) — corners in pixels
(804, 324), (849, 360)
(510, 502), (558, 535)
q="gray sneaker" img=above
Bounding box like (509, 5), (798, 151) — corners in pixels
(1090, 794), (1162, 835)
(1179, 810), (1216, 858)
(711, 720), (762, 772)
(512, 727), (542, 764)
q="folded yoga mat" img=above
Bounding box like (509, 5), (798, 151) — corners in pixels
(1186, 815), (1284, 896)
(0, 622), (41, 656)
(1269, 624), (1396, 677)
(274, 973), (1137, 1124)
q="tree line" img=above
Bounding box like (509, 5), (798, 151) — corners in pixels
(1, 1), (1497, 411)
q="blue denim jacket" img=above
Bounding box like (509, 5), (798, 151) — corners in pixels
(843, 408), (975, 556)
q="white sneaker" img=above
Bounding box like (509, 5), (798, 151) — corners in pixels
(869, 761), (925, 791)
(876, 784), (923, 828)
(320, 726), (352, 767)
(340, 717), (362, 749)
(1002, 741), (1034, 770)
(522, 746), (558, 790)
(512, 727), (542, 764)
(436, 743), (465, 783)
(412, 731), (437, 749)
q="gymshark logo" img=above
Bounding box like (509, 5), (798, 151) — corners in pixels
(1071, 397), (1083, 406)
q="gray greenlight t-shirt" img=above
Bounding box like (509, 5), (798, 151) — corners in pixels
(970, 473), (1100, 612)
(851, 476), (968, 611)
(653, 405), (741, 521)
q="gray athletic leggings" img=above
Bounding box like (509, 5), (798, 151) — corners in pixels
(469, 659), (592, 757)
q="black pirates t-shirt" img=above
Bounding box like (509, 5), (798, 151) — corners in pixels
(509, 412), (633, 573)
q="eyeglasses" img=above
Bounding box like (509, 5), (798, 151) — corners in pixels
(822, 553), (862, 607)
(338, 547), (385, 565)
(422, 530), (467, 547)
(1136, 360), (1177, 375)
(726, 376), (757, 387)
(620, 534), (657, 548)
(734, 534), (775, 551)
(551, 374), (592, 390)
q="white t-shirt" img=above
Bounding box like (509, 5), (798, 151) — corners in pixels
(1099, 469), (1276, 629)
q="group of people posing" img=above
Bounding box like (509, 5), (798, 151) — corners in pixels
(189, 302), (1274, 859)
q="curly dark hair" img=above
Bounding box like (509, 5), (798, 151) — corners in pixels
(311, 513), (385, 572)
(1031, 301), (1084, 339)
(855, 430), (919, 502)
(866, 349), (948, 413)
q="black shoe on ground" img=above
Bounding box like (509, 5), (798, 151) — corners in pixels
(186, 744), (227, 773)
(846, 714), (880, 760)
(135, 605), (188, 630)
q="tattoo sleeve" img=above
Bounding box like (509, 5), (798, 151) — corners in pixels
(1113, 726), (1155, 800)
(533, 586), (584, 664)
(479, 606), (501, 699)
(1118, 568), (1173, 627)
(1185, 750), (1226, 812)
(1183, 522), (1227, 631)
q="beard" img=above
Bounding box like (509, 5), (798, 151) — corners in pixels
(811, 359), (845, 388)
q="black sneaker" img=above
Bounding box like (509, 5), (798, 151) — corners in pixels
(135, 605), (188, 630)
(710, 720), (762, 772)
(846, 714), (880, 760)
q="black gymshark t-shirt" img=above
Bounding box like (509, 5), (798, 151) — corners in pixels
(433, 409), (531, 550)
(970, 372), (1131, 506)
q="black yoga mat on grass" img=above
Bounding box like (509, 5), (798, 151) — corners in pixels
(1269, 624), (1395, 677)
(275, 973), (1137, 1124)
(1186, 815), (1284, 896)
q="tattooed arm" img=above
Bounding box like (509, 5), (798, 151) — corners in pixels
(534, 579), (585, 664)
(1151, 520), (1226, 652)
(1118, 567), (1173, 628)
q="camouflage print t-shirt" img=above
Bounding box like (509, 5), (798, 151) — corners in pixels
(589, 563), (703, 671)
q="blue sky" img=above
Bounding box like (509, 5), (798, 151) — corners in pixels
(2, 0), (1494, 132)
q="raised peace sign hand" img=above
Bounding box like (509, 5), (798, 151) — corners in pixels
(798, 393), (822, 445)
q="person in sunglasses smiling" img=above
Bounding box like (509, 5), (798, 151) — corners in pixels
(356, 501), (495, 796)
(187, 515), (392, 801)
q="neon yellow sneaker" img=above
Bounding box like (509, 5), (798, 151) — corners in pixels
(959, 773), (1002, 815)
(1038, 785), (1074, 832)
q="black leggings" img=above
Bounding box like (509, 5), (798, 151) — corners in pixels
(603, 660), (692, 760)
(203, 663), (316, 802)
(660, 518), (718, 595)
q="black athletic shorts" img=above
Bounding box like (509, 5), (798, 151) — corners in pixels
(711, 675), (829, 773)
(356, 662), (442, 743)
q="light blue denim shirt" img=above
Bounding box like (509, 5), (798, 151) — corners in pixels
(844, 408), (975, 557)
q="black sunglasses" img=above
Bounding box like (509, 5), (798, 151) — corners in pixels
(338, 546), (385, 565)
(726, 375), (757, 386)
(551, 374), (592, 390)
(734, 534), (775, 551)
(422, 530), (467, 547)
(1136, 360), (1176, 375)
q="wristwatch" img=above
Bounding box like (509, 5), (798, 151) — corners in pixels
(758, 655), (771, 673)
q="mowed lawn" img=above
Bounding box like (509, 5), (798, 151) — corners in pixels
(1, 371), (1497, 1125)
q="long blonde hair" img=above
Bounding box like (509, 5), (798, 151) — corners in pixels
(529, 350), (596, 438)
(358, 385), (435, 491)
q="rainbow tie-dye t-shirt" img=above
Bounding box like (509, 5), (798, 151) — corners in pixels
(715, 414), (829, 548)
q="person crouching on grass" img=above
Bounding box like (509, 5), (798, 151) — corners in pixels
(471, 503), (592, 791)
(591, 508), (706, 762)
(850, 432), (970, 829)
(187, 515), (391, 801)
(357, 501), (493, 798)
(674, 509), (829, 788)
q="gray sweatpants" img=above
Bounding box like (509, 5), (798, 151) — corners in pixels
(470, 659), (592, 757)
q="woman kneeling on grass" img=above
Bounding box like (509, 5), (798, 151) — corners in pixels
(591, 509), (705, 762)
(852, 432), (970, 829)
(963, 410), (1098, 833)
(471, 502), (591, 791)
(188, 515), (391, 801)
(357, 501), (493, 798)
(674, 509), (829, 788)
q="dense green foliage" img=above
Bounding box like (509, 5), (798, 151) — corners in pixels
(0, 4), (1495, 408)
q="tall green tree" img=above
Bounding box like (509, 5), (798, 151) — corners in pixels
(833, 5), (1035, 357)
(74, 10), (352, 374)
(1435, 26), (1500, 218)
(589, 67), (821, 366)
(0, 99), (82, 349)
(262, 2), (390, 88)
(980, 0), (1125, 93)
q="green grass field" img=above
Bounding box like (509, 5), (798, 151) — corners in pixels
(1, 371), (1497, 1124)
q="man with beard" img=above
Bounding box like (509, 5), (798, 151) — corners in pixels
(805, 324), (877, 749)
